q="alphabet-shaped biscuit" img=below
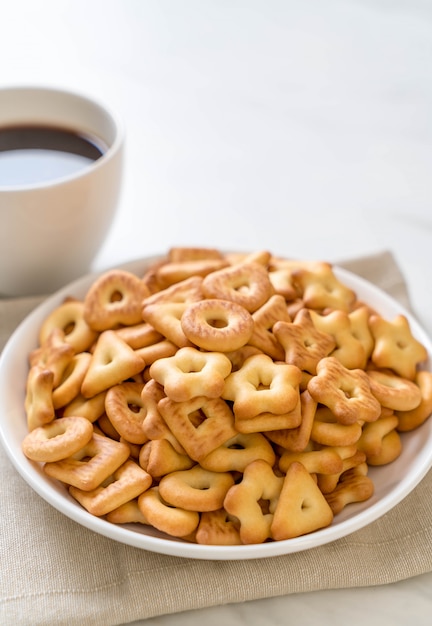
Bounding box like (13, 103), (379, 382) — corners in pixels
(223, 459), (284, 544)
(309, 309), (368, 370)
(52, 352), (92, 410)
(25, 366), (55, 431)
(159, 465), (234, 512)
(141, 275), (204, 306)
(30, 327), (75, 387)
(324, 467), (374, 515)
(156, 258), (229, 288)
(222, 354), (301, 420)
(279, 447), (344, 476)
(396, 370), (432, 431)
(62, 390), (107, 423)
(307, 357), (381, 425)
(149, 346), (232, 402)
(142, 302), (193, 348)
(106, 499), (149, 525)
(316, 448), (366, 494)
(292, 262), (356, 312)
(139, 439), (194, 477)
(168, 246), (226, 263)
(138, 486), (200, 537)
(267, 267), (299, 300)
(310, 406), (363, 447)
(271, 462), (334, 540)
(367, 369), (422, 412)
(141, 379), (186, 455)
(39, 299), (98, 354)
(200, 431), (276, 472)
(22, 416), (93, 463)
(105, 381), (148, 444)
(44, 433), (130, 491)
(181, 298), (254, 352)
(83, 269), (150, 331)
(135, 339), (177, 366)
(202, 262), (274, 313)
(196, 509), (242, 545)
(81, 331), (145, 398)
(265, 390), (317, 451)
(115, 322), (163, 350)
(273, 308), (336, 374)
(369, 314), (428, 380)
(357, 414), (401, 465)
(69, 459), (152, 516)
(158, 396), (237, 461)
(248, 294), (291, 360)
(348, 305), (374, 362)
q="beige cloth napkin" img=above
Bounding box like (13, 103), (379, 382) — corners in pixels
(1, 251), (431, 626)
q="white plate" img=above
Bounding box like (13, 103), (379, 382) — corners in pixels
(1, 257), (432, 560)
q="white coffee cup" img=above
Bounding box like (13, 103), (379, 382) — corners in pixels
(0, 86), (124, 297)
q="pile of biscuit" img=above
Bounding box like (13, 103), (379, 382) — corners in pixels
(21, 247), (432, 545)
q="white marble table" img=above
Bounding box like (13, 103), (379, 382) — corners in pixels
(2, 1), (432, 623)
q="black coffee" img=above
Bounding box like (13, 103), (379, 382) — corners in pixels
(0, 125), (107, 186)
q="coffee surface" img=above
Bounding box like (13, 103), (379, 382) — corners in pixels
(0, 125), (106, 186)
